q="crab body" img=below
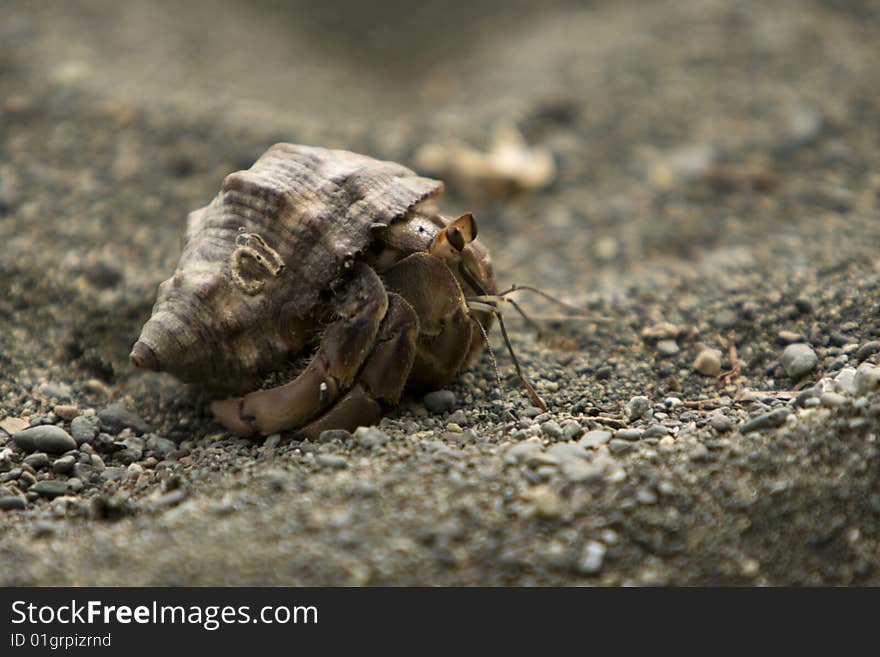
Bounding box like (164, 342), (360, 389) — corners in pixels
(130, 143), (496, 438)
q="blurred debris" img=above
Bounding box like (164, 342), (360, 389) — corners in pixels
(415, 120), (555, 197)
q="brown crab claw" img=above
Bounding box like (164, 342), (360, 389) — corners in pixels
(210, 397), (257, 437)
(129, 340), (160, 371)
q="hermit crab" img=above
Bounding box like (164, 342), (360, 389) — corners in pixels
(131, 143), (544, 439)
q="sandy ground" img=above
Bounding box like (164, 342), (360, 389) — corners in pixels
(1, 0), (879, 585)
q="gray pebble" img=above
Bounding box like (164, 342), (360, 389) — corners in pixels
(562, 421), (583, 441)
(625, 395), (651, 422)
(819, 392), (847, 407)
(855, 341), (880, 363)
(540, 420), (563, 439)
(643, 424), (670, 438)
(37, 381), (72, 401)
(560, 459), (603, 483)
(72, 463), (93, 481)
(353, 426), (388, 449)
(575, 541), (606, 574)
(615, 428), (643, 441)
(97, 403), (151, 435)
(23, 452), (50, 469)
(100, 467), (126, 482)
(854, 363), (880, 395)
(521, 406), (544, 418)
(89, 454), (105, 472)
(0, 496), (26, 510)
(146, 435), (176, 458)
(52, 454), (76, 474)
(547, 443), (588, 462)
(781, 343), (818, 379)
(12, 426), (77, 453)
(66, 477), (83, 493)
(316, 454), (347, 469)
(2, 468), (22, 483)
(739, 408), (790, 433)
(709, 414), (733, 432)
(119, 437), (145, 463)
(317, 429), (353, 444)
(608, 438), (635, 454)
(423, 390), (457, 414)
(31, 480), (69, 498)
(578, 430), (612, 448)
(446, 409), (468, 426)
(70, 415), (100, 445)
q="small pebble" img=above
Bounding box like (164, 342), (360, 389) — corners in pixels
(576, 541), (606, 574)
(528, 485), (563, 518)
(70, 415), (100, 445)
(146, 435), (177, 458)
(37, 382), (72, 401)
(578, 430), (612, 448)
(692, 348), (722, 376)
(777, 330), (804, 345)
(67, 477), (83, 493)
(739, 408), (790, 433)
(52, 454), (76, 474)
(446, 410), (467, 426)
(561, 421), (583, 441)
(423, 390), (457, 414)
(547, 443), (588, 461)
(820, 392), (847, 407)
(23, 452), (50, 470)
(53, 404), (80, 421)
(541, 420), (563, 439)
(97, 404), (151, 435)
(560, 459), (603, 483)
(781, 343), (818, 379)
(316, 454), (347, 469)
(614, 428), (643, 441)
(625, 396), (651, 422)
(353, 427), (388, 448)
(12, 426), (77, 453)
(318, 429), (353, 444)
(0, 496), (26, 510)
(31, 480), (69, 498)
(709, 414), (733, 432)
(642, 424), (670, 438)
(656, 339), (680, 357)
(854, 363), (880, 395)
(855, 341), (880, 363)
(608, 439), (634, 454)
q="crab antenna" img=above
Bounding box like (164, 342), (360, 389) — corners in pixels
(467, 299), (547, 411)
(472, 314), (505, 406)
(497, 284), (607, 319)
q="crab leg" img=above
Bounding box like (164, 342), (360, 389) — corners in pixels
(296, 293), (419, 440)
(211, 263), (387, 436)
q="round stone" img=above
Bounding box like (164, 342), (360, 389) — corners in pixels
(692, 348), (722, 376)
(423, 390), (457, 414)
(625, 396), (651, 422)
(781, 343), (818, 379)
(70, 415), (101, 445)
